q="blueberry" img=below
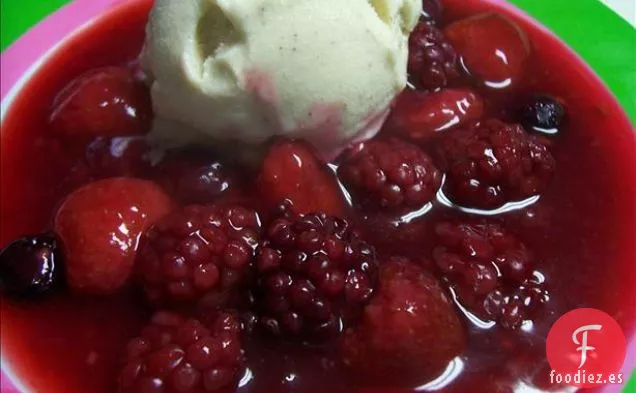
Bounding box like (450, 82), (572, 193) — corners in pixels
(0, 234), (61, 299)
(520, 96), (565, 135)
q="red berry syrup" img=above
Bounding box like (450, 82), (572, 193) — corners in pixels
(1, 0), (634, 392)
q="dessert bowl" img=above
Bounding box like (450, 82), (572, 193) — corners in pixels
(1, 0), (634, 392)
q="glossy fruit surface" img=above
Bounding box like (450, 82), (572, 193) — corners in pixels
(386, 88), (484, 140)
(408, 22), (461, 91)
(0, 234), (61, 298)
(438, 119), (555, 209)
(0, 0), (634, 392)
(339, 138), (441, 210)
(255, 209), (378, 341)
(135, 204), (260, 307)
(342, 258), (465, 386)
(433, 221), (548, 330)
(444, 13), (530, 91)
(519, 95), (566, 135)
(119, 311), (244, 393)
(257, 140), (345, 216)
(49, 66), (152, 139)
(55, 178), (173, 294)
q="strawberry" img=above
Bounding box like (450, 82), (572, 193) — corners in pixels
(256, 139), (345, 216)
(342, 257), (465, 386)
(49, 66), (152, 139)
(384, 89), (483, 141)
(54, 178), (174, 294)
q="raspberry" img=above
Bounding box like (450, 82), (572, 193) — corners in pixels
(254, 208), (378, 341)
(519, 95), (566, 135)
(0, 233), (61, 299)
(55, 178), (174, 295)
(118, 311), (243, 393)
(433, 222), (549, 330)
(408, 22), (461, 91)
(342, 258), (465, 386)
(136, 204), (260, 307)
(438, 119), (555, 209)
(339, 138), (441, 210)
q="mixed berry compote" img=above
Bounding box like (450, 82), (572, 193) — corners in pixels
(1, 1), (635, 393)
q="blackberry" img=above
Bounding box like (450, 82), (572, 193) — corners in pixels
(433, 222), (549, 329)
(439, 119), (555, 209)
(254, 210), (378, 341)
(408, 22), (461, 91)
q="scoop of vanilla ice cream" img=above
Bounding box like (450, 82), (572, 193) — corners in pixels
(143, 0), (421, 152)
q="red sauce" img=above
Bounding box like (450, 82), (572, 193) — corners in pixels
(1, 0), (634, 392)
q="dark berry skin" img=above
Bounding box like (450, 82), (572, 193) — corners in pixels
(408, 22), (461, 92)
(0, 234), (61, 298)
(255, 209), (378, 342)
(438, 119), (555, 209)
(519, 96), (565, 135)
(433, 222), (549, 330)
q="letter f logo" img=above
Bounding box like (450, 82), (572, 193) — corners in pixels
(572, 324), (602, 368)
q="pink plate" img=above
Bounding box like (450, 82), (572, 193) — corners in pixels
(1, 2), (122, 391)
